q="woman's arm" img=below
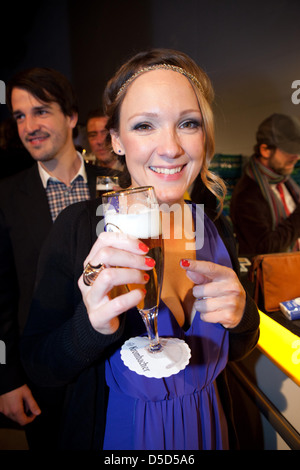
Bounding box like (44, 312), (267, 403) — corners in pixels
(20, 202), (124, 387)
(21, 201), (153, 387)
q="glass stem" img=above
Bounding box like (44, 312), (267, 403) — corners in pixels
(139, 306), (162, 352)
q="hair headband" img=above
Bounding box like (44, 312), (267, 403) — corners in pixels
(116, 63), (204, 98)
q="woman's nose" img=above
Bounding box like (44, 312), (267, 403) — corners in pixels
(156, 128), (183, 159)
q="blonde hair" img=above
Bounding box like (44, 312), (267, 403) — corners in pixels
(103, 49), (226, 214)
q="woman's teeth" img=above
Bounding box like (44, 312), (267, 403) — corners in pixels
(150, 166), (183, 175)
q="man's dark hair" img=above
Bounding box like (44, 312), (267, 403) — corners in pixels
(6, 67), (78, 117)
(86, 108), (106, 123)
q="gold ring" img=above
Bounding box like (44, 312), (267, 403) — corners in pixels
(83, 262), (106, 286)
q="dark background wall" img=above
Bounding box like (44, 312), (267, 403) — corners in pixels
(1, 0), (299, 155)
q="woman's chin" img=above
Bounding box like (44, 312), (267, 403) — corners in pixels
(155, 189), (186, 206)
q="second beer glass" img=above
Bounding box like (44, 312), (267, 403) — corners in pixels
(96, 176), (119, 198)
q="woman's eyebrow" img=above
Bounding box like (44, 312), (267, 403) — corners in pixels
(128, 109), (201, 121)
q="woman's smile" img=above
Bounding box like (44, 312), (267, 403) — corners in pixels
(149, 163), (187, 177)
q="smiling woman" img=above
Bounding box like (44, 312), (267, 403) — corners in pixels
(109, 69), (204, 205)
(21, 49), (260, 450)
(104, 50), (225, 212)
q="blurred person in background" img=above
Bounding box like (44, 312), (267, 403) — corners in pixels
(86, 108), (124, 171)
(230, 113), (300, 256)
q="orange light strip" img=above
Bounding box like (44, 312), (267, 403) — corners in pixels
(257, 310), (300, 386)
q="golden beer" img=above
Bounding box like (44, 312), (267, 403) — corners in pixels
(102, 186), (164, 352)
(131, 236), (164, 311)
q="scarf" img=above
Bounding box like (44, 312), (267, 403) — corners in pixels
(246, 155), (300, 229)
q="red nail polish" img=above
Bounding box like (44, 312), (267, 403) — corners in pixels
(144, 274), (150, 282)
(141, 288), (147, 295)
(139, 242), (149, 253)
(181, 259), (190, 267)
(145, 257), (155, 267)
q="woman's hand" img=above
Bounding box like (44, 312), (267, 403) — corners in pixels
(180, 259), (246, 329)
(78, 232), (154, 335)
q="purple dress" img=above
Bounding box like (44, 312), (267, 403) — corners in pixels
(103, 206), (232, 450)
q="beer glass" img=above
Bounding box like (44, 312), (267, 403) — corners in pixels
(96, 175), (119, 198)
(102, 186), (164, 352)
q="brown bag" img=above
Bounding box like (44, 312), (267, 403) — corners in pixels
(249, 252), (300, 312)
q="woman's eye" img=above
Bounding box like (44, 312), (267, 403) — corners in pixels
(133, 122), (152, 131)
(180, 120), (201, 129)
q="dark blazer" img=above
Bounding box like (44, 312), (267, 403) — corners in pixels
(230, 171), (300, 256)
(0, 162), (121, 395)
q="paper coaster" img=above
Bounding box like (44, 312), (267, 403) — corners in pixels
(120, 336), (191, 378)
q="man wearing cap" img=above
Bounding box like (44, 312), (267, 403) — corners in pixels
(230, 113), (300, 255)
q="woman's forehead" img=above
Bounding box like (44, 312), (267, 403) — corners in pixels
(121, 69), (199, 112)
(127, 68), (194, 91)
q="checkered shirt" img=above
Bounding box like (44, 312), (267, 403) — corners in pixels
(46, 174), (90, 221)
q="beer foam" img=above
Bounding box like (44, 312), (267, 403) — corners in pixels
(105, 208), (161, 238)
(97, 183), (114, 190)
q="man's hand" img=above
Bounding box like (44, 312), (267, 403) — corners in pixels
(0, 384), (41, 426)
